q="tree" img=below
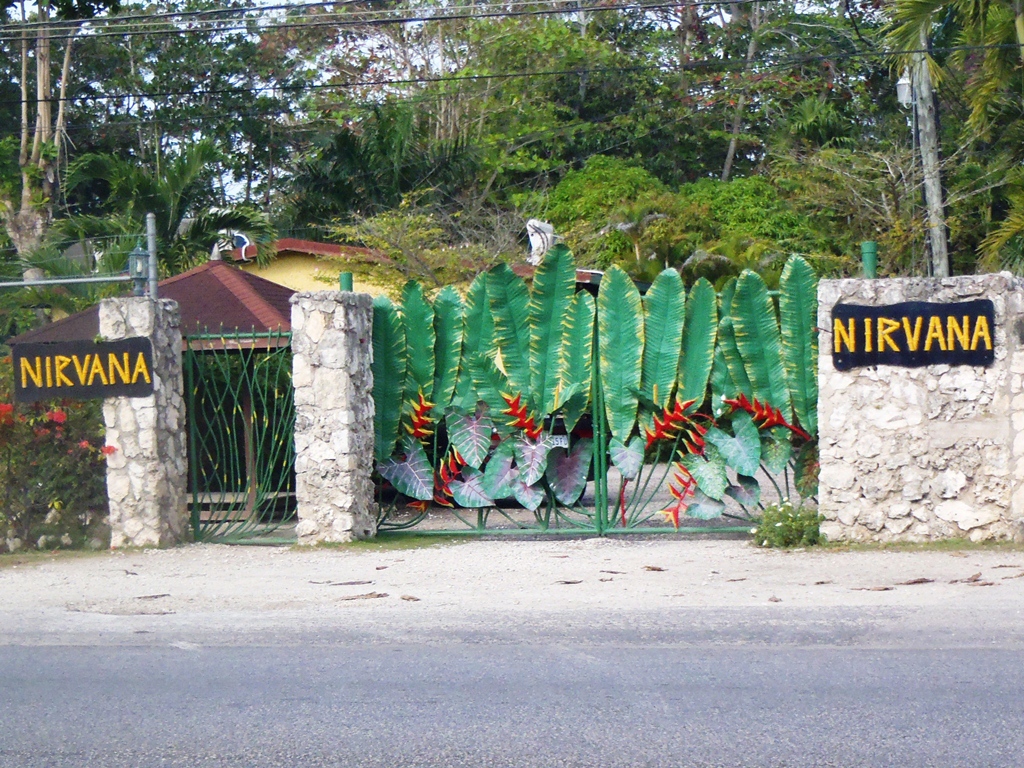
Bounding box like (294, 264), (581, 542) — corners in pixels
(63, 140), (275, 272)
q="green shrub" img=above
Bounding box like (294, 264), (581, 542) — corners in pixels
(0, 353), (109, 553)
(751, 500), (824, 548)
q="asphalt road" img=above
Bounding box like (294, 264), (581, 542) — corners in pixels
(2, 622), (1023, 768)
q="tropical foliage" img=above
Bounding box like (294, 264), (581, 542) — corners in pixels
(371, 245), (819, 531)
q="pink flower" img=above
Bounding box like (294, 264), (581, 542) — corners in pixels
(101, 445), (118, 456)
(46, 409), (67, 425)
(79, 440), (91, 449)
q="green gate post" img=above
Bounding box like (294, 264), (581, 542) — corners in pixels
(861, 241), (878, 279)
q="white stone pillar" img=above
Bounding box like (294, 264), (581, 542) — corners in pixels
(817, 274), (1024, 542)
(291, 292), (376, 543)
(100, 298), (188, 548)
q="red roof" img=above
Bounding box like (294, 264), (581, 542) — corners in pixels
(8, 261), (296, 347)
(231, 237), (382, 263)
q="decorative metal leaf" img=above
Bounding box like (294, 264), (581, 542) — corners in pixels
(640, 268), (684, 409)
(454, 274), (493, 407)
(598, 266), (644, 444)
(609, 436), (644, 481)
(725, 474), (761, 507)
(779, 256), (819, 436)
(545, 438), (594, 505)
(377, 436), (432, 501)
(709, 346), (735, 419)
(529, 244), (575, 416)
(704, 412), (761, 477)
(794, 440), (819, 499)
(760, 427), (792, 475)
(686, 488), (726, 520)
(450, 467), (494, 508)
(680, 446), (728, 501)
(558, 292), (594, 432)
(400, 281), (435, 403)
(482, 440), (518, 499)
(432, 285), (465, 410)
(678, 278), (718, 408)
(467, 352), (510, 418)
(445, 405), (494, 470)
(512, 479), (545, 511)
(732, 270), (792, 422)
(487, 263), (532, 397)
(371, 296), (406, 463)
(513, 436), (552, 486)
(717, 278), (754, 401)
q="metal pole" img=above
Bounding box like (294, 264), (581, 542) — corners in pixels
(146, 212), (159, 299)
(860, 241), (878, 279)
(339, 272), (353, 292)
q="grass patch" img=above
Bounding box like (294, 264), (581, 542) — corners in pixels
(0, 548), (108, 570)
(821, 537), (1024, 553)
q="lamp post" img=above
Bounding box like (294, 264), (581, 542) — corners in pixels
(128, 242), (148, 297)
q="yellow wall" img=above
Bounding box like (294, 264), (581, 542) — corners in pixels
(239, 254), (388, 296)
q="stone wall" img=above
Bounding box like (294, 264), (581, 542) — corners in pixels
(291, 292), (376, 543)
(100, 298), (188, 548)
(818, 273), (1024, 542)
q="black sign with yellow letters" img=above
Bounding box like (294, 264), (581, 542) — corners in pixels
(12, 338), (155, 402)
(831, 299), (995, 371)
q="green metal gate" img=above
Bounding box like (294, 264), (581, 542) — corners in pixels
(184, 330), (296, 542)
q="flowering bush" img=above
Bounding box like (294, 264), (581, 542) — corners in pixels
(0, 354), (109, 552)
(750, 500), (824, 548)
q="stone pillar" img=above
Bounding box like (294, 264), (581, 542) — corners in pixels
(290, 292), (376, 543)
(818, 274), (1024, 542)
(100, 298), (188, 548)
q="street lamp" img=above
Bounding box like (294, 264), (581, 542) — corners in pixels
(128, 242), (148, 297)
(896, 70), (913, 108)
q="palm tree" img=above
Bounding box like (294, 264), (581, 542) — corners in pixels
(63, 140), (276, 274)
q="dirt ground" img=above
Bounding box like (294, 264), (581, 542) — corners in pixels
(3, 537), (1024, 646)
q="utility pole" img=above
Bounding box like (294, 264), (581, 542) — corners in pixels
(913, 29), (949, 277)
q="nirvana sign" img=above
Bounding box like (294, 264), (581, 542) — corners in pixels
(831, 299), (995, 371)
(12, 338), (154, 403)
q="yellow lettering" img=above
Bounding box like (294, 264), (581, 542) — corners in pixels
(947, 316), (970, 351)
(54, 356), (74, 387)
(108, 352), (131, 384)
(131, 353), (151, 384)
(45, 356), (52, 388)
(88, 354), (109, 386)
(71, 355), (91, 385)
(864, 318), (873, 353)
(834, 318), (856, 353)
(20, 357), (42, 388)
(902, 317), (923, 351)
(877, 318), (901, 352)
(925, 316), (947, 351)
(971, 315), (993, 351)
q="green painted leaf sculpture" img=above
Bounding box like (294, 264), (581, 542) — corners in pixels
(709, 346), (735, 418)
(725, 474), (761, 507)
(487, 263), (532, 398)
(512, 479), (545, 511)
(732, 270), (793, 421)
(482, 440), (518, 499)
(445, 404), (494, 470)
(760, 427), (792, 474)
(704, 411), (762, 477)
(640, 268), (685, 410)
(400, 281), (435, 404)
(686, 488), (725, 520)
(432, 285), (465, 410)
(449, 467), (494, 508)
(716, 278), (753, 402)
(371, 296), (406, 463)
(680, 446), (728, 501)
(377, 435), (432, 501)
(794, 440), (819, 498)
(779, 256), (818, 436)
(598, 265), (644, 444)
(678, 278), (718, 407)
(467, 352), (510, 418)
(454, 275), (493, 408)
(609, 436), (644, 481)
(513, 436), (552, 486)
(558, 291), (594, 432)
(529, 244), (575, 415)
(546, 438), (594, 505)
